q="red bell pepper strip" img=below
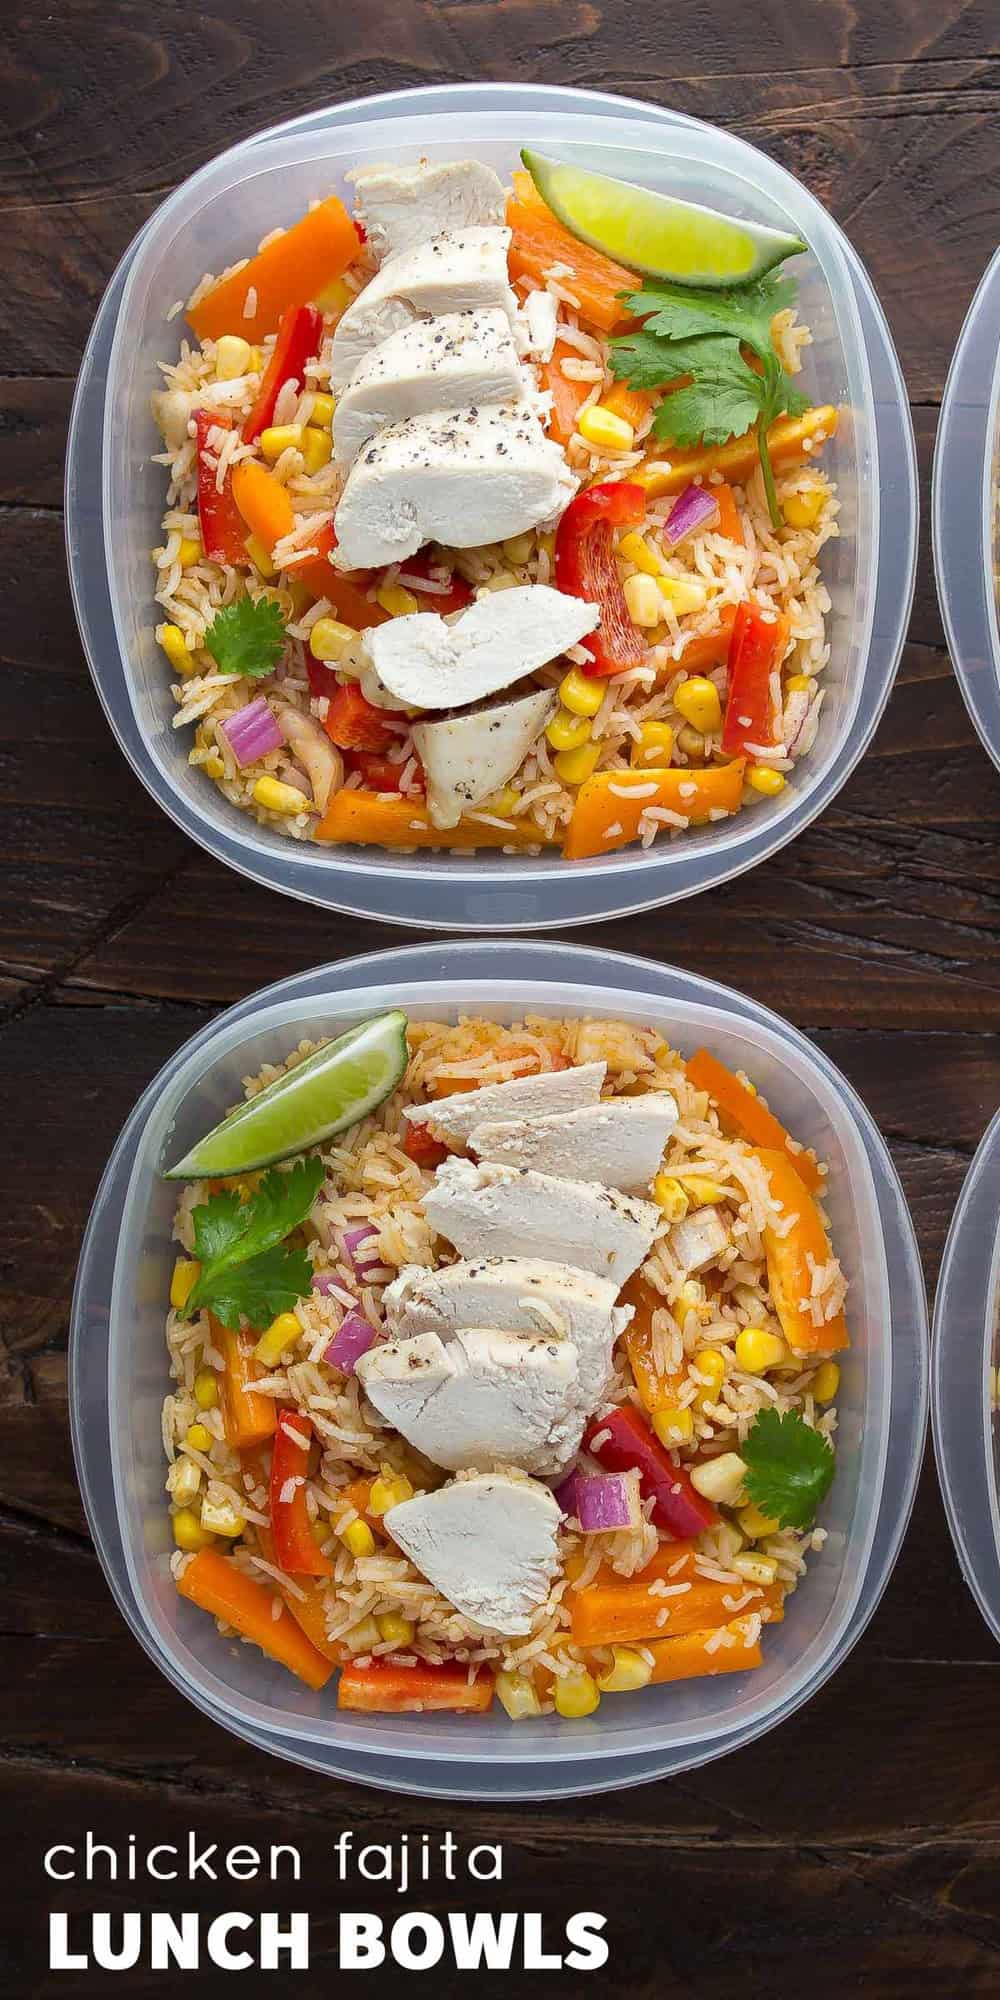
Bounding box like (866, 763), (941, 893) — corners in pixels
(338, 1658), (494, 1713)
(350, 749), (425, 794)
(194, 410), (248, 566)
(555, 479), (647, 678)
(583, 1404), (718, 1540)
(270, 1410), (332, 1577)
(393, 549), (473, 616)
(304, 648), (341, 702)
(242, 303), (323, 444)
(403, 1122), (448, 1168)
(323, 683), (406, 753)
(721, 601), (790, 757)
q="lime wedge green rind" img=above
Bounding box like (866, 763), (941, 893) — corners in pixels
(164, 1010), (409, 1177)
(521, 149), (806, 288)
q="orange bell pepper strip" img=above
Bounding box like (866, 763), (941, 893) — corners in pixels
(338, 1658), (495, 1713)
(633, 407), (838, 499)
(540, 339), (591, 446)
(231, 458), (295, 554)
(280, 520), (389, 627)
(176, 1546), (334, 1690)
(603, 381), (653, 433)
(563, 760), (746, 861)
(646, 1617), (765, 1683)
(506, 190), (636, 334)
(214, 1320), (278, 1450)
(254, 1520), (345, 1665)
(569, 1544), (784, 1648)
(756, 1147), (849, 1356)
(315, 790), (559, 851)
(686, 1048), (822, 1193)
(712, 482), (744, 545)
(188, 196), (360, 344)
(620, 1273), (686, 1413)
(270, 1410), (332, 1577)
(664, 605), (738, 682)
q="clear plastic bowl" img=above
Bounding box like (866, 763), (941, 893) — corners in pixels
(70, 940), (928, 1796)
(932, 1108), (1000, 1644)
(67, 83), (917, 931)
(933, 245), (1000, 770)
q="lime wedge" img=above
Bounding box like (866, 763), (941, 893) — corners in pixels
(165, 1011), (409, 1177)
(522, 149), (806, 288)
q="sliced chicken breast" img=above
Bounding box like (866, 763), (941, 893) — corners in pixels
(668, 1204), (730, 1275)
(424, 1158), (659, 1287)
(358, 1326), (582, 1476)
(330, 227), (517, 393)
(403, 1060), (606, 1143)
(348, 160), (507, 264)
(384, 1255), (633, 1405)
(468, 1093), (678, 1193)
(413, 687), (556, 828)
(385, 1470), (562, 1635)
(364, 584), (599, 711)
(333, 308), (524, 466)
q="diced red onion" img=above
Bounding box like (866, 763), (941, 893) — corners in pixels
(575, 1470), (642, 1534)
(553, 1471), (582, 1518)
(220, 697), (283, 767)
(662, 484), (720, 548)
(342, 1223), (380, 1274)
(311, 1270), (340, 1296)
(323, 1308), (377, 1373)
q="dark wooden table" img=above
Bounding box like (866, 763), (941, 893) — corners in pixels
(5, 4), (1000, 1991)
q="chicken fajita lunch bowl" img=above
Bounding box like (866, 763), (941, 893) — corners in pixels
(80, 949), (924, 1770)
(82, 101), (915, 927)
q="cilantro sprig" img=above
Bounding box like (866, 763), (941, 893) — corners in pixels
(741, 1407), (835, 1530)
(180, 1157), (324, 1331)
(609, 272), (809, 529)
(204, 596), (286, 679)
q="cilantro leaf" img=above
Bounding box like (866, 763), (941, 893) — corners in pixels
(204, 596), (286, 679)
(741, 1407), (835, 1530)
(182, 1156), (324, 1330)
(609, 272), (810, 528)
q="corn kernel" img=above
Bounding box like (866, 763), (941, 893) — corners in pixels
(496, 1669), (543, 1721)
(554, 741), (602, 786)
(166, 1457), (202, 1507)
(345, 1615), (381, 1653)
(782, 484), (825, 529)
(253, 1311), (302, 1367)
(676, 724), (706, 759)
(200, 1484), (245, 1539)
(376, 1613), (415, 1647)
(253, 775), (312, 816)
(578, 403), (635, 451)
(747, 766), (786, 796)
(311, 1517), (331, 1546)
(481, 786), (522, 819)
(170, 1257), (201, 1311)
(735, 1326), (790, 1374)
(244, 532), (277, 578)
(690, 1452), (747, 1507)
(185, 1422), (213, 1453)
(215, 334), (252, 381)
(247, 345), (263, 373)
(172, 1508), (214, 1552)
(287, 577), (313, 618)
(538, 530), (557, 562)
(376, 581), (420, 618)
(300, 426), (333, 475)
(204, 751), (225, 780)
(309, 392), (336, 430)
(157, 622), (196, 678)
(653, 1172), (689, 1221)
(559, 666), (605, 718)
(546, 707), (592, 753)
(738, 1502), (780, 1540)
(478, 570), (520, 593)
(193, 1368), (219, 1410)
(812, 1360), (840, 1405)
(309, 616), (358, 662)
(632, 720), (674, 768)
(785, 673), (813, 694)
(618, 530), (664, 576)
(554, 1667), (601, 1719)
(260, 424), (304, 462)
(657, 575), (708, 616)
(623, 570), (663, 627)
(675, 1171), (729, 1207)
(502, 530), (536, 565)
(316, 275), (355, 317)
(369, 1470), (414, 1516)
(177, 536), (201, 570)
(341, 1517), (376, 1559)
(653, 1406), (694, 1448)
(732, 1552), (778, 1585)
(596, 1645), (653, 1693)
(691, 1347), (726, 1407)
(674, 676), (722, 733)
